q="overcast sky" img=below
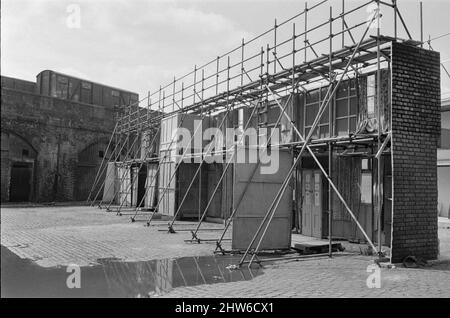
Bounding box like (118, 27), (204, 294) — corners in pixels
(2, 0), (450, 101)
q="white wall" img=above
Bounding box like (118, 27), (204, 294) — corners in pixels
(438, 165), (450, 218)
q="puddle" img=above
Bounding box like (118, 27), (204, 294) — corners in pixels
(1, 245), (263, 298)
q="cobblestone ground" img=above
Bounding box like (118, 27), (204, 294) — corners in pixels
(0, 206), (229, 267)
(161, 255), (450, 298)
(1, 206), (449, 297)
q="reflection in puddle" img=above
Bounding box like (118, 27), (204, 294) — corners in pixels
(1, 246), (262, 298)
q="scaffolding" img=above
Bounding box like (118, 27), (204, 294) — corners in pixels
(88, 0), (425, 267)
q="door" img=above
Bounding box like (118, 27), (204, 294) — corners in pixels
(9, 163), (32, 202)
(302, 170), (313, 236)
(312, 171), (322, 238)
(301, 170), (322, 238)
(136, 165), (147, 208)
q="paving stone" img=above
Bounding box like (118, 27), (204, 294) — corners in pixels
(1, 206), (449, 297)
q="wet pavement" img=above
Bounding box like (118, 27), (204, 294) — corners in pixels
(1, 245), (262, 298)
(2, 207), (449, 298)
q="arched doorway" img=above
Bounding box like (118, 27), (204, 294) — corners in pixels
(1, 131), (38, 202)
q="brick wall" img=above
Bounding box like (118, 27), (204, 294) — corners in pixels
(1, 87), (116, 202)
(390, 42), (441, 262)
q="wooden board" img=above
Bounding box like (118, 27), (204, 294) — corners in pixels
(232, 150), (293, 250)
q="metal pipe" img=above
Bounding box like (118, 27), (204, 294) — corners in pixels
(329, 5), (333, 258)
(420, 2), (423, 48)
(376, 0), (383, 257)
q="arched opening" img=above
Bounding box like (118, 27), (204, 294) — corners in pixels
(1, 131), (38, 202)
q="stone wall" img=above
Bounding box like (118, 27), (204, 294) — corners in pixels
(1, 85), (116, 202)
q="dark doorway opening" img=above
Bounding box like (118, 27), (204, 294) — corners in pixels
(9, 162), (33, 202)
(136, 165), (147, 208)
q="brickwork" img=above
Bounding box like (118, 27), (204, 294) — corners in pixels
(1, 86), (116, 202)
(390, 42), (441, 262)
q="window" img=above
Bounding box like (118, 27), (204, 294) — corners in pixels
(98, 150), (104, 158)
(367, 75), (376, 118)
(304, 86), (330, 139)
(335, 79), (358, 136)
(22, 149), (29, 157)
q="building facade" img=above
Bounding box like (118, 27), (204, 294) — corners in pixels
(438, 97), (450, 218)
(1, 71), (138, 202)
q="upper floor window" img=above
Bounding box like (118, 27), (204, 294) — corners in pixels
(367, 74), (376, 118)
(304, 86), (329, 139)
(335, 79), (358, 136)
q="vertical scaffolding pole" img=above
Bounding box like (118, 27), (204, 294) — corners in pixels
(199, 70), (205, 221)
(376, 0), (383, 257)
(304, 2), (308, 63)
(292, 23), (296, 94)
(147, 91), (151, 128)
(420, 2), (423, 48)
(393, 0), (397, 39)
(328, 5), (333, 258)
(341, 0), (344, 48)
(274, 19), (277, 74)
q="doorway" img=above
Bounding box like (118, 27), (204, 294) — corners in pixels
(9, 162), (33, 202)
(301, 169), (323, 238)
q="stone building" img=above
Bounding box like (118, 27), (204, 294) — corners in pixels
(1, 70), (139, 202)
